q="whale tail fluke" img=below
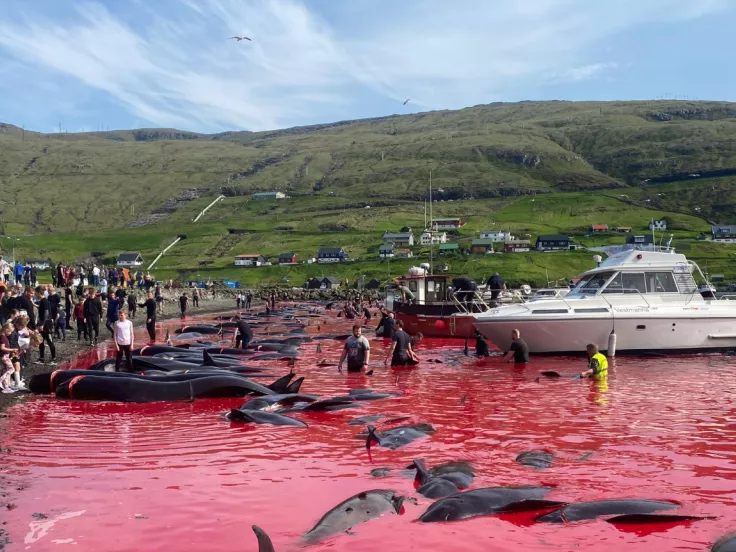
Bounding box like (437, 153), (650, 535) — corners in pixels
(252, 525), (276, 552)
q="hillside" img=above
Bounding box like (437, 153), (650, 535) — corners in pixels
(2, 100), (736, 287)
(2, 100), (736, 236)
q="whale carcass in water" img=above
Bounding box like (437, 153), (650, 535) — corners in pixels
(252, 525), (275, 552)
(411, 459), (475, 497)
(418, 486), (563, 522)
(365, 423), (435, 450)
(226, 409), (307, 427)
(516, 450), (554, 469)
(304, 490), (405, 543)
(711, 532), (736, 552)
(534, 499), (681, 523)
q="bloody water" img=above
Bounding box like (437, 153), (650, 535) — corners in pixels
(2, 309), (736, 552)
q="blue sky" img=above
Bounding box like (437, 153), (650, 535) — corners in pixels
(0, 0), (734, 133)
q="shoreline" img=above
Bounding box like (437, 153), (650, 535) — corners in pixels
(0, 296), (243, 414)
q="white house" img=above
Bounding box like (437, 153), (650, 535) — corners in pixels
(253, 191), (286, 200)
(479, 230), (514, 242)
(649, 219), (667, 231)
(24, 259), (51, 270)
(117, 253), (144, 267)
(234, 254), (266, 267)
(431, 217), (464, 230)
(382, 232), (415, 246)
(420, 231), (448, 246)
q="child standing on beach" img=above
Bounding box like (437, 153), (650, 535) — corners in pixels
(1, 323), (17, 393)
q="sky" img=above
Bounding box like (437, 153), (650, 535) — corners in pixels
(0, 0), (734, 133)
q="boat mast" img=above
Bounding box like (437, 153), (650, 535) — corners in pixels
(429, 169), (433, 275)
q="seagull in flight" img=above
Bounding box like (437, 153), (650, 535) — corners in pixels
(403, 98), (410, 105)
(230, 36), (252, 42)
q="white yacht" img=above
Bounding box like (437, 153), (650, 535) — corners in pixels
(472, 248), (736, 354)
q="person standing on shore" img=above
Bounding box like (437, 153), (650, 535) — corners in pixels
(113, 310), (134, 372)
(232, 315), (252, 350)
(64, 284), (73, 331)
(127, 293), (137, 318)
(236, 293), (242, 310)
(74, 297), (87, 341)
(84, 289), (103, 345)
(179, 292), (189, 320)
(140, 292), (157, 342)
(192, 287), (199, 308)
(34, 286), (57, 364)
(245, 292), (252, 310)
(105, 292), (121, 337)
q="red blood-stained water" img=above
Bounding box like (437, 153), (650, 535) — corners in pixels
(2, 308), (736, 552)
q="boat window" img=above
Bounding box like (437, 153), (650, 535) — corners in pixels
(576, 271), (614, 293)
(645, 272), (678, 293)
(574, 308), (610, 313)
(427, 280), (435, 292)
(531, 309), (569, 314)
(603, 272), (646, 294)
(408, 281), (418, 293)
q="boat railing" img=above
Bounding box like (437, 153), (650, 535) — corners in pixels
(451, 290), (492, 314)
(598, 288), (653, 309)
(717, 294), (736, 301)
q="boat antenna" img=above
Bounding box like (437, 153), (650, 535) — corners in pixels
(429, 169), (433, 275)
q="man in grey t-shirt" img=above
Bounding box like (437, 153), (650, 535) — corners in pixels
(338, 324), (371, 372)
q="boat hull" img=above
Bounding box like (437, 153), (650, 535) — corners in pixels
(396, 312), (477, 338)
(473, 315), (736, 354)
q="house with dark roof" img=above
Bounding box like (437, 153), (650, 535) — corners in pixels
(117, 253), (144, 267)
(234, 254), (266, 267)
(382, 231), (414, 246)
(317, 247), (348, 263)
(712, 225), (736, 242)
(321, 277), (341, 289)
(378, 244), (395, 259)
(535, 235), (570, 251)
(365, 278), (381, 289)
(626, 234), (654, 246)
(278, 252), (298, 265)
(504, 240), (531, 253)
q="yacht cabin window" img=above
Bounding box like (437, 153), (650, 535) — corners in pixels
(645, 272), (678, 293)
(575, 271), (615, 293)
(602, 273), (647, 294)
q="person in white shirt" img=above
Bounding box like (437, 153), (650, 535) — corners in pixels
(0, 257), (9, 284)
(92, 265), (100, 286)
(113, 311), (134, 372)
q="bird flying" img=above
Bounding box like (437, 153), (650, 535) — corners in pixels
(230, 36), (252, 42)
(403, 98), (410, 105)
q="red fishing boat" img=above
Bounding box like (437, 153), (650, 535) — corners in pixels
(386, 271), (481, 338)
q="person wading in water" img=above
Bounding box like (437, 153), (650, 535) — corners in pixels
(338, 324), (371, 373)
(384, 320), (415, 367)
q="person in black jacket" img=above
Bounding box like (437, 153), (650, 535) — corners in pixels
(48, 286), (61, 338)
(83, 289), (103, 345)
(17, 287), (36, 330)
(35, 286), (56, 364)
(64, 285), (73, 330)
(139, 291), (157, 341)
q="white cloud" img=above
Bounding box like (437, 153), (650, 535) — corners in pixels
(0, 0), (729, 131)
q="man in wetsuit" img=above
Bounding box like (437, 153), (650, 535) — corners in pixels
(139, 291), (157, 341)
(83, 289), (103, 345)
(579, 343), (608, 378)
(105, 292), (121, 337)
(338, 324), (371, 373)
(232, 315), (252, 350)
(35, 286), (57, 364)
(179, 292), (189, 320)
(502, 328), (529, 363)
(384, 320), (414, 367)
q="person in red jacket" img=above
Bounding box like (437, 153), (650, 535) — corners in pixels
(73, 299), (87, 341)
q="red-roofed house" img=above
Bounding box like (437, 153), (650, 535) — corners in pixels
(591, 224), (609, 232)
(234, 254), (266, 267)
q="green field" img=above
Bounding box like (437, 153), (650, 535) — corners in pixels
(2, 100), (736, 287)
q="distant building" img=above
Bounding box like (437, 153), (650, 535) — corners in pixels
(439, 243), (460, 255)
(504, 240), (531, 253)
(712, 225), (736, 243)
(317, 247), (348, 263)
(117, 253), (144, 267)
(278, 252), (298, 265)
(432, 218), (464, 230)
(23, 259), (51, 270)
(365, 278), (381, 289)
(396, 248), (413, 259)
(470, 239), (495, 254)
(420, 230), (448, 246)
(591, 224), (609, 232)
(253, 191), (286, 200)
(382, 232), (415, 246)
(379, 244), (395, 259)
(649, 219), (667, 231)
(321, 277), (341, 289)
(615, 226), (632, 233)
(626, 235), (654, 246)
(535, 235), (571, 251)
(234, 254), (266, 267)
(479, 230), (513, 242)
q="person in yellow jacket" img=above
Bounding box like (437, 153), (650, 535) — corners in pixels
(579, 343), (608, 378)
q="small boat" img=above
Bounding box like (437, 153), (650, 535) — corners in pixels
(473, 247), (736, 355)
(386, 269), (484, 338)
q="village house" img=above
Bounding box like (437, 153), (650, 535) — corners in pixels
(378, 244), (395, 259)
(253, 191), (286, 200)
(234, 254), (266, 267)
(649, 219), (667, 231)
(626, 235), (655, 247)
(535, 235), (571, 251)
(278, 252), (298, 265)
(439, 243), (460, 255)
(615, 226), (632, 233)
(504, 240), (531, 253)
(396, 249), (413, 259)
(382, 231), (415, 246)
(420, 230), (448, 246)
(364, 278), (381, 290)
(23, 258), (51, 270)
(711, 225), (736, 243)
(317, 247), (348, 263)
(431, 218), (464, 230)
(116, 253), (144, 267)
(470, 239), (495, 254)
(479, 230), (513, 242)
(591, 224), (609, 233)
(321, 277), (341, 289)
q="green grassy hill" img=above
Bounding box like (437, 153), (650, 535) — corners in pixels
(2, 100), (736, 287)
